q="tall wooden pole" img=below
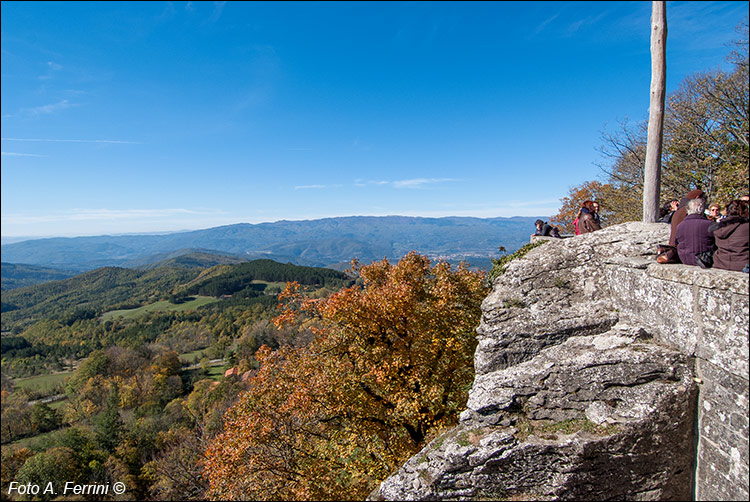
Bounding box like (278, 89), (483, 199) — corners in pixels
(643, 1), (667, 222)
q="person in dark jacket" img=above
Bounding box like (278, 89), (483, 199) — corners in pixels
(709, 200), (749, 272)
(592, 201), (601, 226)
(659, 199), (680, 223)
(578, 201), (601, 234)
(674, 198), (716, 266)
(533, 220), (561, 238)
(670, 189), (705, 246)
(573, 209), (582, 235)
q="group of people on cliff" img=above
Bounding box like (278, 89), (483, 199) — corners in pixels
(534, 192), (748, 273)
(666, 189), (749, 273)
(533, 200), (601, 239)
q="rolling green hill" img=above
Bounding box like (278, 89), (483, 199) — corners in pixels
(100, 296), (221, 321)
(1, 258), (353, 334)
(178, 259), (352, 297)
(1, 266), (198, 332)
(1, 258), (354, 381)
(126, 249), (253, 269)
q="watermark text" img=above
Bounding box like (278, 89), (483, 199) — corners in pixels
(7, 481), (126, 497)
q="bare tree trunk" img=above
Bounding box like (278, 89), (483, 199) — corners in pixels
(643, 1), (667, 222)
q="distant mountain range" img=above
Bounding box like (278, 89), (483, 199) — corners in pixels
(0, 215), (540, 272)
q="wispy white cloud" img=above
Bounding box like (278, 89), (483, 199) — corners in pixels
(534, 14), (559, 35)
(354, 180), (388, 187)
(185, 1), (225, 22)
(383, 198), (563, 219)
(1, 151), (47, 157)
(24, 99), (75, 116)
(2, 208), (226, 225)
(38, 61), (63, 80)
(211, 1), (226, 22)
(2, 137), (140, 144)
(566, 12), (608, 36)
(393, 178), (459, 189)
(295, 184), (326, 190)
(357, 178), (461, 189)
(294, 184), (343, 190)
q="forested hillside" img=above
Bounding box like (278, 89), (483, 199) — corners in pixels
(1, 267), (199, 332)
(127, 249), (253, 270)
(1, 260), (352, 376)
(1, 253), (485, 501)
(179, 259), (352, 297)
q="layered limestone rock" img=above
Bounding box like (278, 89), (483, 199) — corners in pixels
(372, 223), (702, 501)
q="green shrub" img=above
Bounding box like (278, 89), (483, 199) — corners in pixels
(487, 241), (548, 285)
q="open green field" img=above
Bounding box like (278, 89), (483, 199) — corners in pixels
(252, 280), (287, 292)
(179, 348), (209, 363)
(101, 295), (220, 321)
(10, 427), (70, 451)
(48, 398), (68, 410)
(180, 363), (227, 384)
(14, 371), (72, 394)
(205, 365), (226, 380)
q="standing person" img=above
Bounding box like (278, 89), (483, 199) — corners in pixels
(669, 189), (705, 246)
(578, 201), (601, 234)
(592, 201), (602, 227)
(674, 198), (716, 266)
(710, 199), (749, 272)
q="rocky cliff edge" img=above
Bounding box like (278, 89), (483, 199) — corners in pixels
(371, 222), (708, 501)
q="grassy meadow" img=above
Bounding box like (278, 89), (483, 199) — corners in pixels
(14, 371), (72, 394)
(100, 295), (220, 321)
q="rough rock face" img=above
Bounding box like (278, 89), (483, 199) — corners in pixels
(372, 223), (700, 501)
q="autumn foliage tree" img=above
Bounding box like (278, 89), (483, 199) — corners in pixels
(550, 180), (618, 233)
(203, 252), (487, 501)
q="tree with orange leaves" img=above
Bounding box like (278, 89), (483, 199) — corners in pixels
(204, 252), (487, 501)
(550, 180), (618, 233)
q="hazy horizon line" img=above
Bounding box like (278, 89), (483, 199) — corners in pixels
(1, 213), (546, 242)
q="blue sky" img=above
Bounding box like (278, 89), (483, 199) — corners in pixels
(2, 1), (748, 238)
